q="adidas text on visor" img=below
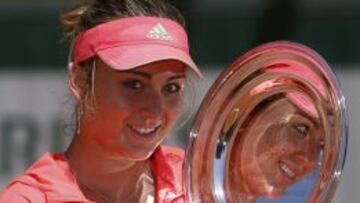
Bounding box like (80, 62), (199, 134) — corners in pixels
(72, 16), (202, 77)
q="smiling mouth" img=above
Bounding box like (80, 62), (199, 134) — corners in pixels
(127, 121), (162, 137)
(279, 160), (296, 180)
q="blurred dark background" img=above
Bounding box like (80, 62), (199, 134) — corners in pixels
(0, 0), (359, 69)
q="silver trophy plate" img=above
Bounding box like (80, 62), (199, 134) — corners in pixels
(185, 42), (348, 203)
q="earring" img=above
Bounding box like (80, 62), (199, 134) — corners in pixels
(77, 104), (84, 135)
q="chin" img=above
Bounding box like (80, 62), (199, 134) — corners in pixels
(248, 182), (286, 200)
(125, 147), (158, 160)
(263, 189), (285, 200)
(127, 154), (152, 161)
(104, 145), (152, 161)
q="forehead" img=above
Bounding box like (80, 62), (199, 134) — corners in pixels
(133, 60), (186, 75)
(253, 98), (315, 125)
(98, 59), (187, 78)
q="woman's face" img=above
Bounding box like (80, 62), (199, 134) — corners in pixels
(239, 98), (322, 199)
(81, 59), (186, 160)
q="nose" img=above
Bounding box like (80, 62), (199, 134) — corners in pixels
(139, 89), (163, 120)
(305, 142), (320, 163)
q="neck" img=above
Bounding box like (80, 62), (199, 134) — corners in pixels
(65, 132), (151, 202)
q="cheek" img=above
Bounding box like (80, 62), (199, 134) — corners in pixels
(164, 95), (184, 119)
(297, 140), (320, 167)
(95, 86), (140, 113)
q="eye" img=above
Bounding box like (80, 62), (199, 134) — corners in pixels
(292, 123), (310, 138)
(122, 80), (144, 90)
(163, 83), (181, 94)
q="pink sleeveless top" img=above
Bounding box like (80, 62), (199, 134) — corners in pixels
(0, 146), (185, 203)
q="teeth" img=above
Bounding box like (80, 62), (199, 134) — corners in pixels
(129, 121), (162, 135)
(138, 127), (156, 134)
(279, 161), (295, 179)
(154, 120), (162, 127)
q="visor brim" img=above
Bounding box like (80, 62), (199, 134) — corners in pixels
(97, 44), (202, 78)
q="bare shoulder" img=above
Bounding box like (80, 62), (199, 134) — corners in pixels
(0, 182), (46, 203)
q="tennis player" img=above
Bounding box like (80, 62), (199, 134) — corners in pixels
(0, 0), (201, 202)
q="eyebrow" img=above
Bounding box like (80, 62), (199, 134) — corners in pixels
(126, 70), (186, 81)
(167, 75), (186, 82)
(128, 71), (151, 79)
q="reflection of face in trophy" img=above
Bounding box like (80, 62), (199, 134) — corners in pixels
(235, 96), (323, 201)
(186, 42), (348, 203)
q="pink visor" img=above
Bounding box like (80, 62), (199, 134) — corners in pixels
(72, 16), (202, 77)
(266, 59), (326, 117)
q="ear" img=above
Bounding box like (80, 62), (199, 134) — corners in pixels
(68, 64), (87, 102)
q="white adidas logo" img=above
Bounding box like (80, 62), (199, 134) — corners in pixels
(147, 23), (173, 41)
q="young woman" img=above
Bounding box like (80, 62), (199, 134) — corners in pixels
(0, 0), (202, 202)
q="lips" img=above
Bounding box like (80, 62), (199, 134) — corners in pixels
(278, 154), (313, 182)
(126, 120), (162, 137)
(279, 160), (296, 180)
